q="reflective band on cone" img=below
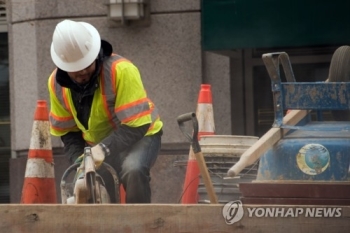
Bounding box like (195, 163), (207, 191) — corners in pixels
(181, 84), (215, 204)
(24, 158), (55, 178)
(196, 103), (215, 139)
(21, 100), (57, 204)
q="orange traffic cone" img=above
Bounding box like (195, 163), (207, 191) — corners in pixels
(181, 84), (215, 204)
(120, 185), (126, 203)
(21, 100), (57, 204)
(196, 84), (215, 139)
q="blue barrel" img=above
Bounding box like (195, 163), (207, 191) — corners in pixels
(257, 122), (350, 181)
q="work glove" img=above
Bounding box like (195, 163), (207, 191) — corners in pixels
(90, 144), (106, 168)
(74, 144), (108, 169)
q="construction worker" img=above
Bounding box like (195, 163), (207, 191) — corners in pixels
(48, 19), (163, 203)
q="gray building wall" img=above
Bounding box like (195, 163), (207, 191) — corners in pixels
(7, 0), (231, 203)
(8, 0), (231, 152)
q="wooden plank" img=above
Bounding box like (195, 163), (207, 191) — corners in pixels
(239, 182), (350, 199)
(193, 150), (219, 204)
(0, 204), (350, 233)
(227, 109), (309, 177)
(242, 197), (350, 206)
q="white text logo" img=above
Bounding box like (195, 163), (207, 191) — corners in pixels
(247, 207), (342, 218)
(222, 201), (342, 225)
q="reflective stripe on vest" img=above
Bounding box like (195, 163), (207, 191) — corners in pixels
(101, 54), (161, 135)
(49, 70), (77, 132)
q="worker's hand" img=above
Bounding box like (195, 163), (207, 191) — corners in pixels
(91, 144), (106, 168)
(73, 144), (108, 168)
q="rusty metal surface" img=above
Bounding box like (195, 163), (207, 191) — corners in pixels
(263, 51), (350, 128)
(283, 82), (350, 110)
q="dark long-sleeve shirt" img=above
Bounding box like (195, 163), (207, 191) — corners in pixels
(61, 123), (150, 163)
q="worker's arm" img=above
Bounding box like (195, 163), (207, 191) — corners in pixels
(61, 131), (86, 163)
(101, 123), (151, 155)
(60, 122), (150, 162)
(98, 62), (153, 155)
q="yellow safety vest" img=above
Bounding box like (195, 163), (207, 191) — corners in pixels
(48, 54), (163, 145)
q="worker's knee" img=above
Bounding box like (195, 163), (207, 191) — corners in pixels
(121, 166), (149, 183)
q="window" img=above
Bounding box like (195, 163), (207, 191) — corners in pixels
(0, 31), (9, 203)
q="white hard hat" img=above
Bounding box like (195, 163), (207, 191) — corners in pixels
(50, 20), (101, 72)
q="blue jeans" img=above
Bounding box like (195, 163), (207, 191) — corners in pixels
(100, 132), (162, 203)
